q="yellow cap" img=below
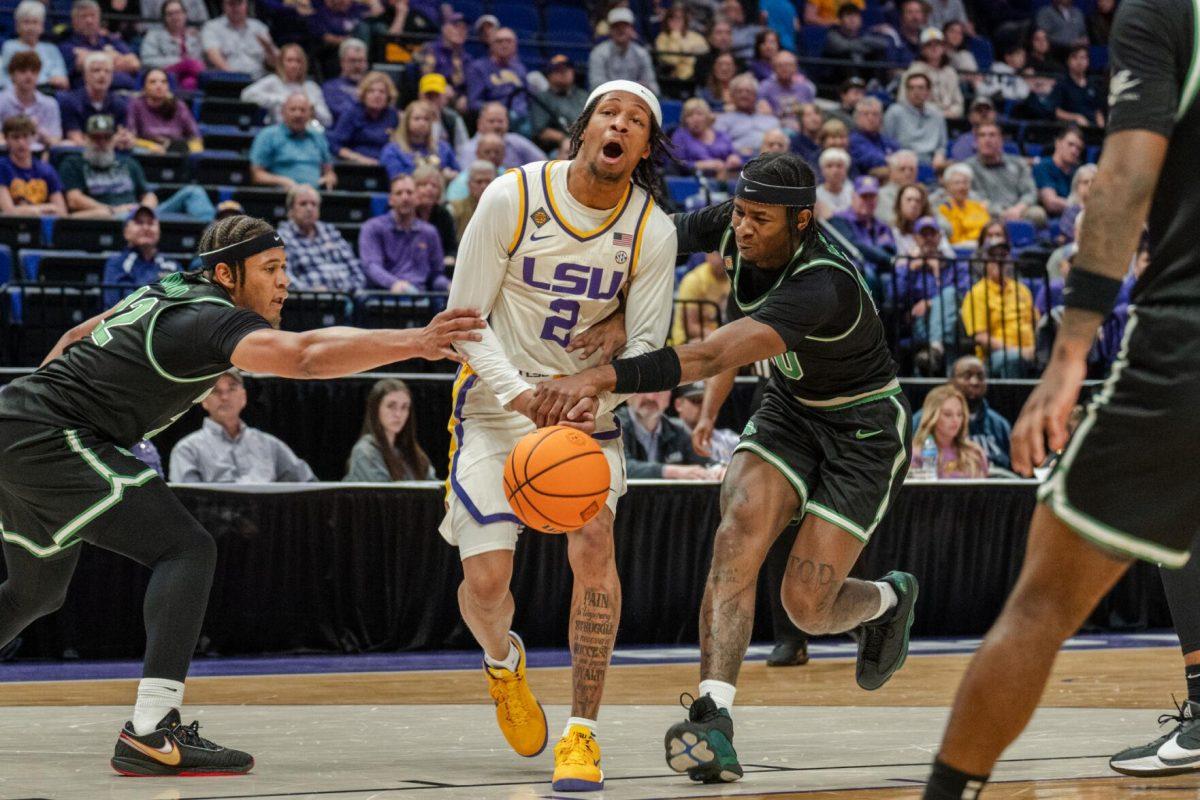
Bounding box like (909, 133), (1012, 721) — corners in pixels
(420, 73), (448, 95)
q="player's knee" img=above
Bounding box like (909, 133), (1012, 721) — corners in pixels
(462, 562), (511, 609)
(183, 526), (218, 573)
(713, 499), (774, 562)
(0, 578), (67, 621)
(780, 579), (837, 635)
(1001, 586), (1078, 642)
(567, 525), (615, 579)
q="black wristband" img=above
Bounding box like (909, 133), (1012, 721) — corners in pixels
(611, 348), (683, 394)
(1063, 267), (1124, 316)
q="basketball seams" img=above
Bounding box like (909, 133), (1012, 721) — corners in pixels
(503, 426), (611, 533)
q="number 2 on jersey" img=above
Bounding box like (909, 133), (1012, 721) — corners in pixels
(91, 287), (160, 348)
(540, 298), (580, 347)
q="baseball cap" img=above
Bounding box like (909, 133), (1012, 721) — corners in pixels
(444, 11), (465, 24)
(854, 175), (880, 195)
(215, 199), (245, 219)
(919, 27), (945, 45)
(840, 76), (866, 93)
(915, 216), (939, 234)
(984, 242), (1011, 259)
(473, 13), (498, 32)
(86, 114), (115, 135)
(125, 204), (156, 223)
(607, 7), (636, 26)
(970, 95), (995, 110)
(547, 54), (574, 72)
(419, 72), (448, 95)
(677, 382), (706, 400)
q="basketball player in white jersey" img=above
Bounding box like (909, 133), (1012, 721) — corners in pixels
(440, 80), (678, 791)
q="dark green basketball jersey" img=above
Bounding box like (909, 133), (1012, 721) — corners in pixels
(0, 273), (270, 446)
(676, 200), (899, 407)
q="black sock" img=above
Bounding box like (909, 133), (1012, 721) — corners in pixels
(1186, 665), (1200, 705)
(923, 757), (989, 800)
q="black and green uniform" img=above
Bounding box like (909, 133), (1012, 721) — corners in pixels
(675, 201), (910, 541)
(0, 272), (268, 681)
(1037, 0), (1200, 568)
(0, 272), (269, 557)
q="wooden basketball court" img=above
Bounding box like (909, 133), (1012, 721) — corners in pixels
(0, 643), (1196, 798)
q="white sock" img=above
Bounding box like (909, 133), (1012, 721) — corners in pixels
(865, 581), (899, 623)
(132, 678), (184, 735)
(564, 716), (597, 736)
(484, 641), (520, 673)
(699, 679), (736, 711)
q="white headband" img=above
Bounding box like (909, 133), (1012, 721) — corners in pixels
(586, 80), (662, 127)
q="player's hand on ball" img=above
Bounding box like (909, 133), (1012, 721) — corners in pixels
(414, 307), (485, 361)
(565, 311), (626, 362)
(1011, 352), (1087, 476)
(556, 396), (596, 435)
(530, 370), (603, 428)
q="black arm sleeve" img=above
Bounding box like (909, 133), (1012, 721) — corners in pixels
(673, 199), (734, 255)
(152, 303), (271, 379)
(1106, 0), (1191, 138)
(749, 268), (853, 352)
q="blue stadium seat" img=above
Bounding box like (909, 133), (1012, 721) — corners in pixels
(519, 43), (546, 72)
(966, 36), (993, 71)
(496, 4), (540, 36)
(1023, 142), (1043, 158)
(801, 26), (828, 57)
(0, 215), (42, 251)
(19, 249), (108, 282)
(660, 99), (682, 129)
(1003, 141), (1020, 156)
(1089, 45), (1108, 71)
(455, 0), (485, 23)
(917, 162), (935, 185)
(48, 220), (123, 251)
(666, 176), (700, 205)
(545, 5), (591, 39)
(1086, 145), (1100, 164)
(0, 243), (11, 284)
(1005, 219), (1037, 249)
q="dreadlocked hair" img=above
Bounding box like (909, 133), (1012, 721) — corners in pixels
(565, 96), (676, 208)
(740, 152), (822, 256)
(197, 215), (276, 287)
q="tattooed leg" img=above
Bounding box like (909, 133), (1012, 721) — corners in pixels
(566, 507), (621, 720)
(779, 514), (872, 636)
(699, 452), (803, 685)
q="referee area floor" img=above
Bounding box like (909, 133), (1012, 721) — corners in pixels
(0, 634), (1197, 799)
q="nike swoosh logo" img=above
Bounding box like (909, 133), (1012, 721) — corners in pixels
(1158, 739), (1200, 764)
(120, 732), (181, 766)
(530, 232), (554, 241)
(1186, 672), (1200, 679)
(854, 429), (882, 440)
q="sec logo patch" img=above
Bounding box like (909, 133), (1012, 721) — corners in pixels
(615, 251), (628, 264)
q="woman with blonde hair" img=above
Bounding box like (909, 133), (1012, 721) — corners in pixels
(1061, 162), (1097, 243)
(656, 3), (708, 82)
(240, 43), (332, 126)
(910, 385), (988, 478)
(379, 98), (459, 181)
(327, 71), (399, 164)
(344, 379), (435, 482)
(816, 117), (850, 153)
(411, 164), (458, 270)
(670, 97), (741, 178)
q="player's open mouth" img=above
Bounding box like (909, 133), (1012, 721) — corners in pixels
(601, 141), (624, 163)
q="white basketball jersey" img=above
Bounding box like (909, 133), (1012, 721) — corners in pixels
(448, 159), (678, 424)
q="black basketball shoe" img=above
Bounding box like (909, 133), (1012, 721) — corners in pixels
(664, 693), (743, 783)
(111, 709), (254, 776)
(855, 570), (919, 691)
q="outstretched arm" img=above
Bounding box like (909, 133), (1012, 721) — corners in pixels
(230, 308), (484, 378)
(531, 315), (786, 424)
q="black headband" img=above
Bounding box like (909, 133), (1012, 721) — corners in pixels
(734, 173), (816, 207)
(199, 231), (284, 270)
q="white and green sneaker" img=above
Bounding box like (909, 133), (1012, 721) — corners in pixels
(664, 694), (743, 783)
(1111, 699), (1200, 776)
(855, 570), (918, 691)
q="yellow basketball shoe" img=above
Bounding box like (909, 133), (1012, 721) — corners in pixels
(484, 631), (548, 757)
(552, 724), (604, 791)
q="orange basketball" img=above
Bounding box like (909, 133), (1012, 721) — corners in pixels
(503, 425), (611, 534)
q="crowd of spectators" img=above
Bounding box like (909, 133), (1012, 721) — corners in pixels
(0, 0), (1136, 484)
